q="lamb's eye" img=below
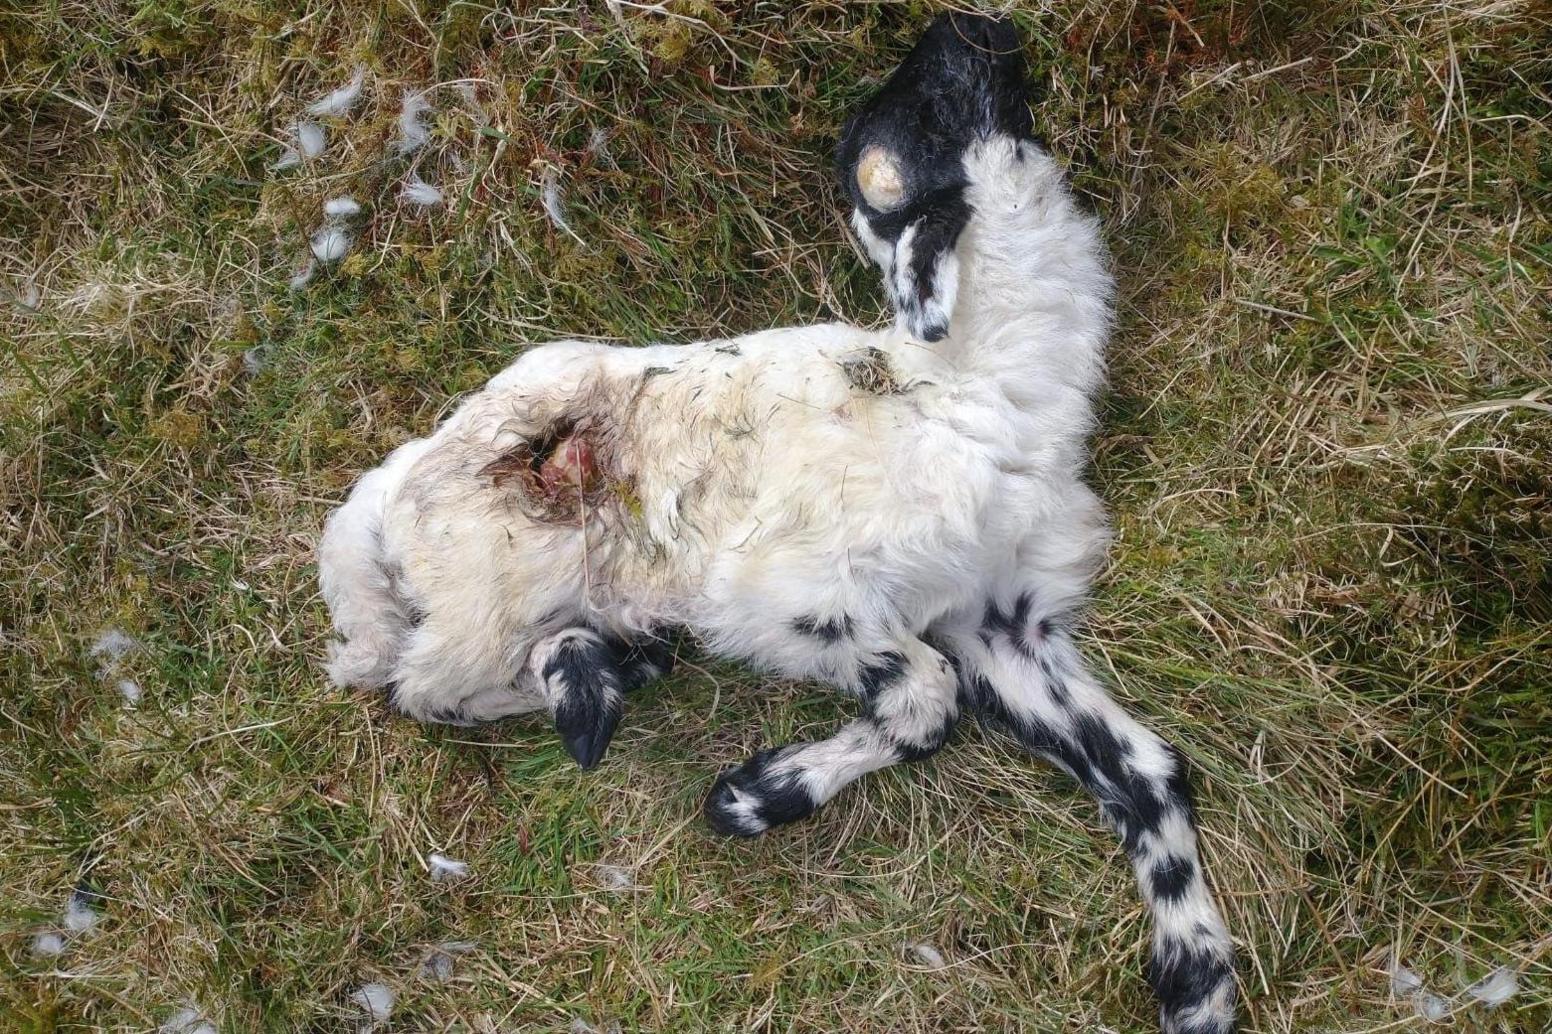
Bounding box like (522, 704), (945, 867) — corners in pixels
(856, 146), (905, 212)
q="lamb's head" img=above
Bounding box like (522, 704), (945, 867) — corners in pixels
(836, 13), (1033, 342)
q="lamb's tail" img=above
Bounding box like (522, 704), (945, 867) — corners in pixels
(955, 609), (1237, 1034)
(317, 439), (431, 689)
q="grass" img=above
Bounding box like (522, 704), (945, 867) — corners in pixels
(2, 1), (1549, 1030)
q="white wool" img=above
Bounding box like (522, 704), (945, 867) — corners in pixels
(296, 120), (327, 158)
(160, 1004), (214, 1033)
(595, 863), (634, 891)
(1390, 963), (1423, 996)
(350, 982), (394, 1021)
(288, 260), (317, 292)
(117, 678), (142, 704)
(907, 943), (947, 970)
(427, 853), (467, 881)
(541, 166), (585, 245)
(324, 196), (362, 219)
(307, 65), (367, 117)
(1414, 991), (1450, 1022)
(416, 940), (474, 982)
(395, 91), (432, 154)
(271, 148), (301, 172)
(587, 127), (615, 167)
(400, 175), (443, 207)
(31, 930), (65, 957)
(310, 227), (350, 263)
(91, 628), (138, 663)
(242, 347), (266, 374)
(63, 891), (98, 933)
(1465, 965), (1517, 1008)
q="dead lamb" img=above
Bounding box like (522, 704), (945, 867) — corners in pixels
(317, 16), (1237, 1034)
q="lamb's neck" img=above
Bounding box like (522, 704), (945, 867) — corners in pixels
(941, 177), (1113, 405)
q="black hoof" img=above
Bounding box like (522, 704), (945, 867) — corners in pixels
(554, 691), (621, 770)
(703, 747), (816, 837)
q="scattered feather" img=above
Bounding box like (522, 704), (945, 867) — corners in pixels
(307, 66), (367, 117)
(595, 863), (634, 891)
(242, 347), (266, 374)
(310, 227), (350, 264)
(456, 81), (486, 126)
(587, 126), (615, 167)
(295, 120), (327, 158)
(31, 931), (65, 957)
(271, 148), (301, 172)
(400, 175), (443, 207)
(16, 281), (41, 312)
(117, 677), (142, 704)
(288, 259), (317, 291)
(350, 983), (394, 1023)
(428, 853), (467, 882)
(63, 889), (99, 933)
(324, 196), (361, 219)
(907, 942), (948, 970)
(161, 1005), (217, 1034)
(541, 166), (585, 246)
(91, 628), (138, 664)
(395, 90), (432, 154)
(568, 1018), (621, 1034)
(1414, 991), (1451, 1023)
(1391, 963), (1423, 997)
(416, 940), (475, 982)
(1466, 966), (1517, 1008)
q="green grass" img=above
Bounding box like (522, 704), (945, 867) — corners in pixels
(2, 1), (1549, 1031)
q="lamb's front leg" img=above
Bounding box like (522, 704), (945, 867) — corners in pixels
(704, 638), (958, 837)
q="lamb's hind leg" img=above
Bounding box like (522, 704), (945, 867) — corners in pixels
(703, 637), (958, 836)
(950, 599), (1237, 1034)
(527, 628), (678, 769)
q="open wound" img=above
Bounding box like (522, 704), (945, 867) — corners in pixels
(480, 419), (622, 523)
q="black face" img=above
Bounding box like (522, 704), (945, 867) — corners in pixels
(836, 14), (1033, 341)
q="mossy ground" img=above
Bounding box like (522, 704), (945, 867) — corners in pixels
(2, 2), (1549, 1031)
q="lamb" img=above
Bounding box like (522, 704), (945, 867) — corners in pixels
(317, 15), (1238, 1033)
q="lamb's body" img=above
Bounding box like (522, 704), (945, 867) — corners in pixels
(320, 17), (1237, 1034)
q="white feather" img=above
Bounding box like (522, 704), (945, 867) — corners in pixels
(1466, 965), (1517, 1008)
(117, 678), (142, 704)
(416, 940), (474, 981)
(541, 166), (585, 246)
(31, 931), (65, 957)
(1414, 991), (1450, 1022)
(270, 148), (301, 172)
(401, 175), (443, 207)
(296, 120), (326, 158)
(243, 347), (265, 373)
(324, 196), (361, 219)
(63, 891), (98, 933)
(160, 1005), (214, 1033)
(308, 66), (367, 117)
(1391, 963), (1423, 996)
(91, 628), (138, 663)
(350, 982), (395, 1022)
(310, 227), (350, 264)
(907, 943), (947, 970)
(289, 259), (317, 291)
(427, 853), (467, 881)
(595, 863), (634, 891)
(395, 91), (432, 154)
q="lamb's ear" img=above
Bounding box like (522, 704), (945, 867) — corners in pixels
(889, 196), (970, 343)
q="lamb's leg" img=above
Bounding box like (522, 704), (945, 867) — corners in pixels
(528, 628), (677, 769)
(954, 606), (1237, 1034)
(703, 638), (958, 836)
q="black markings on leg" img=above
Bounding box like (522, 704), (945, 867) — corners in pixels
(540, 630), (624, 770)
(703, 746), (817, 838)
(857, 650), (908, 699)
(1149, 934), (1236, 1033)
(790, 614), (855, 644)
(610, 631), (677, 693)
(1149, 855), (1197, 905)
